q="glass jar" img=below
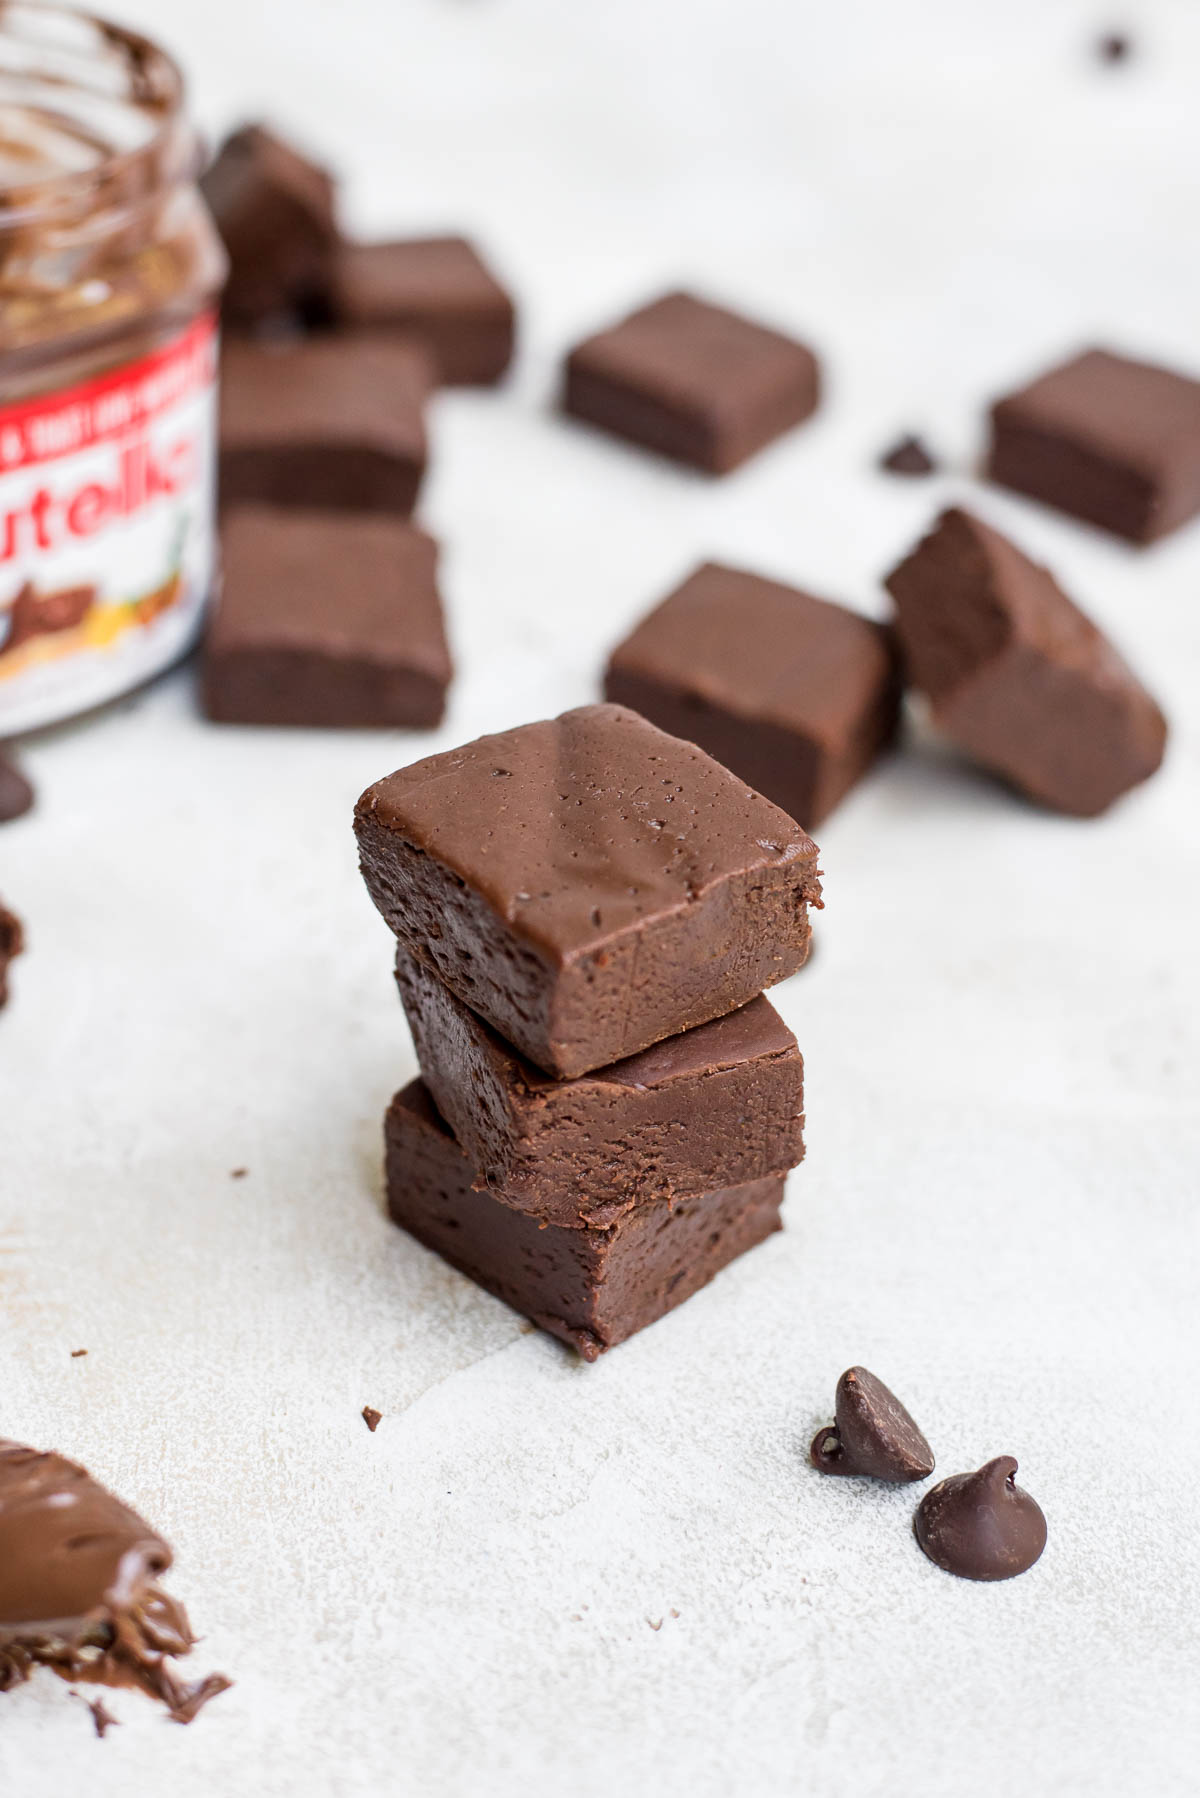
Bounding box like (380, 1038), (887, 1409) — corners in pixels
(0, 4), (225, 733)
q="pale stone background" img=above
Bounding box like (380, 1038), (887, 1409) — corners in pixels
(2, 1), (1198, 1793)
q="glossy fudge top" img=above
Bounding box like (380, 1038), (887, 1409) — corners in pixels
(220, 336), (432, 456)
(608, 562), (895, 748)
(355, 703), (820, 965)
(335, 236), (512, 324)
(569, 291), (815, 422)
(212, 507), (451, 678)
(991, 347), (1200, 478)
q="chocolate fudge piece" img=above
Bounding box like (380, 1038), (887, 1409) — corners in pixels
(204, 507), (452, 728)
(332, 237), (515, 385)
(563, 290), (820, 474)
(355, 703), (822, 1079)
(987, 348), (1200, 543)
(605, 562), (900, 830)
(0, 900), (21, 1007)
(201, 123), (338, 325)
(0, 750), (33, 824)
(0, 1439), (229, 1722)
(385, 1081), (785, 1360)
(220, 336), (431, 515)
(885, 507), (1167, 816)
(396, 948), (804, 1226)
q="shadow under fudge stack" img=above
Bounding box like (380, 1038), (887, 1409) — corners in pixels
(355, 703), (822, 1359)
(201, 124), (516, 728)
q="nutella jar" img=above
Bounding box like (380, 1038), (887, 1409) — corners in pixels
(0, 4), (224, 733)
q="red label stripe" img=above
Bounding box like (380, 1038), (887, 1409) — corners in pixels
(0, 311), (218, 474)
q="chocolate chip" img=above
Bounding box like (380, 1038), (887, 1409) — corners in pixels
(362, 1406), (382, 1433)
(879, 434), (937, 476)
(230, 1168), (248, 1179)
(914, 1455), (1047, 1581)
(1097, 32), (1131, 63)
(70, 1349), (87, 1358)
(0, 750), (33, 824)
(810, 1366), (934, 1482)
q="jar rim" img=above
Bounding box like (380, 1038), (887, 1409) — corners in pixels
(0, 2), (186, 227)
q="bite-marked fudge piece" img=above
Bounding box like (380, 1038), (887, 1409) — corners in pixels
(220, 336), (431, 515)
(987, 347), (1200, 543)
(204, 508), (452, 728)
(200, 123), (338, 325)
(332, 236), (515, 385)
(355, 703), (822, 1079)
(885, 508), (1167, 816)
(395, 948), (804, 1227)
(604, 561), (900, 830)
(0, 900), (21, 1008)
(0, 1438), (229, 1722)
(563, 291), (820, 474)
(385, 1081), (785, 1360)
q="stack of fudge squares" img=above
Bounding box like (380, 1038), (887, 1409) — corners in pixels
(354, 703), (823, 1359)
(200, 125), (516, 729)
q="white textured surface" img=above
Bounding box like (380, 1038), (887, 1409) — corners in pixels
(3, 1), (1200, 1793)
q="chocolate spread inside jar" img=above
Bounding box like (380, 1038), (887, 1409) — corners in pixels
(0, 4), (224, 732)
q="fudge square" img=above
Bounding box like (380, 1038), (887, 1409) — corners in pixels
(987, 347), (1200, 544)
(563, 291), (820, 474)
(395, 948), (804, 1228)
(204, 508), (452, 728)
(332, 236), (515, 386)
(885, 507), (1167, 817)
(605, 561), (900, 831)
(219, 336), (431, 515)
(355, 703), (822, 1079)
(386, 1080), (786, 1360)
(201, 123), (338, 326)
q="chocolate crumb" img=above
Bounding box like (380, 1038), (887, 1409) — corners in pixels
(1097, 32), (1131, 63)
(70, 1349), (87, 1359)
(0, 750), (34, 825)
(165, 1672), (234, 1725)
(879, 434), (937, 476)
(230, 1168), (248, 1179)
(73, 1693), (119, 1738)
(362, 1406), (382, 1433)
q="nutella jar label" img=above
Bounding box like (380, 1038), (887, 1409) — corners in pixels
(0, 311), (218, 733)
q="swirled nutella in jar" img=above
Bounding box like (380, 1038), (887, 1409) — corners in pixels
(0, 5), (224, 732)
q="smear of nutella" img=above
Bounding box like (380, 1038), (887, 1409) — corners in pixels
(0, 1439), (229, 1723)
